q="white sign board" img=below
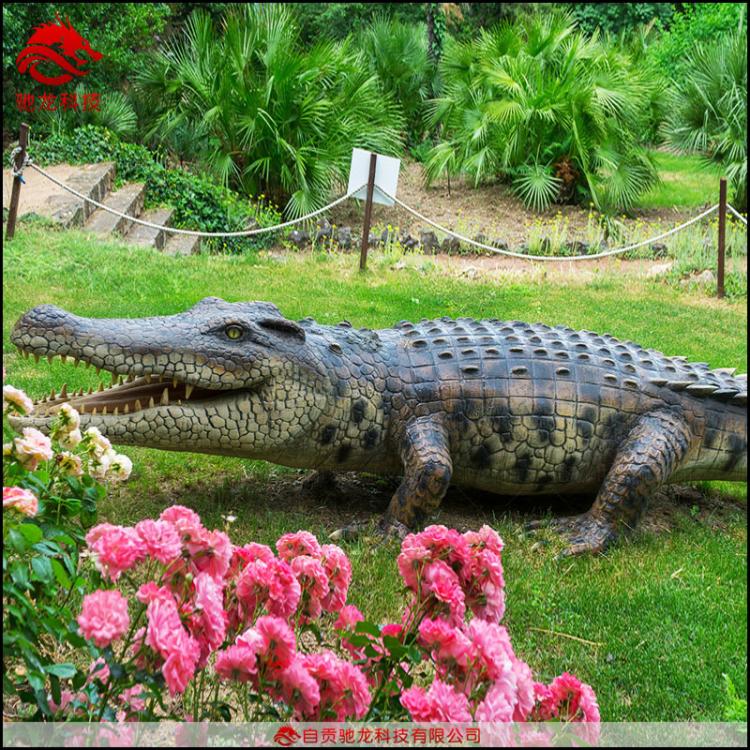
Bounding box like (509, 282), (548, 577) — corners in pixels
(347, 148), (400, 206)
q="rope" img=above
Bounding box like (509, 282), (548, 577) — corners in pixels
(727, 204), (748, 225)
(8, 147), (31, 180)
(28, 161), (364, 237)
(375, 185), (721, 261)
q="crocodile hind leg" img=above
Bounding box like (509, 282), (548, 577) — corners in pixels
(331, 416), (452, 541)
(527, 409), (692, 557)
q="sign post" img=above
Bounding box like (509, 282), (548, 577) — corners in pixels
(359, 153), (378, 271)
(6, 122), (30, 241)
(717, 177), (727, 299)
(347, 148), (400, 271)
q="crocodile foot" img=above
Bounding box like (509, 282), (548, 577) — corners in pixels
(329, 517), (410, 544)
(525, 512), (617, 557)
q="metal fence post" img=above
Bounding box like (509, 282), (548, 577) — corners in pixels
(5, 122), (30, 241)
(359, 153), (378, 271)
(717, 177), (727, 299)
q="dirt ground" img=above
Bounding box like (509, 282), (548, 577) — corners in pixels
(327, 161), (702, 247)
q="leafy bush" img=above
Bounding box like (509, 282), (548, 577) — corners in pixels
(570, 3), (673, 36)
(26, 125), (281, 253)
(136, 5), (404, 218)
(355, 16), (433, 144)
(662, 29), (747, 210)
(3, 379), (132, 718)
(424, 12), (658, 213)
(647, 3), (747, 82)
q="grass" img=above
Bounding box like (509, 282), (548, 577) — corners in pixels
(639, 151), (724, 211)
(3, 225), (747, 721)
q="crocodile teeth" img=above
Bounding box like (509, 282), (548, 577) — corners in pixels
(113, 407), (119, 416)
(50, 389), (56, 400)
(161, 388), (169, 406)
(101, 406), (108, 415)
(79, 405), (85, 414)
(77, 388), (84, 397)
(60, 384), (68, 399)
(96, 367), (101, 376)
(34, 354), (40, 363)
(87, 386), (93, 395)
(172, 377), (178, 389)
(144, 374), (152, 384)
(98, 382), (105, 392)
(124, 404), (130, 414)
(91, 407), (97, 415)
(21, 350), (29, 359)
(184, 384), (193, 399)
(73, 358), (80, 368)
(134, 399), (142, 411)
(47, 355), (54, 365)
(149, 397), (155, 409)
(127, 374), (135, 383)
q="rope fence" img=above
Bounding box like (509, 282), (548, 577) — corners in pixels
(6, 143), (748, 267)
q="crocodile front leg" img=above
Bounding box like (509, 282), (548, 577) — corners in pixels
(383, 415), (453, 530)
(528, 409), (692, 556)
(330, 416), (452, 541)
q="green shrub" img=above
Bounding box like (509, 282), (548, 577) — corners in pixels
(136, 5), (404, 218)
(355, 16), (432, 145)
(424, 11), (658, 213)
(663, 29), (747, 210)
(27, 125), (281, 253)
(570, 3), (673, 36)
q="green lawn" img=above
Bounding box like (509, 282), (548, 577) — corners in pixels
(3, 226), (747, 721)
(639, 151), (724, 210)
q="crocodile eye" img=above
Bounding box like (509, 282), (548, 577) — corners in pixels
(225, 324), (243, 340)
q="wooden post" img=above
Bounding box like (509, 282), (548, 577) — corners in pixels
(5, 122), (30, 241)
(359, 152), (378, 271)
(717, 177), (727, 299)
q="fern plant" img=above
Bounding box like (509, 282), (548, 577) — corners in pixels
(662, 27), (747, 210)
(424, 11), (658, 213)
(136, 5), (404, 217)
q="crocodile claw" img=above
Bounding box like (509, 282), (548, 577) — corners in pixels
(524, 512), (616, 557)
(329, 517), (410, 544)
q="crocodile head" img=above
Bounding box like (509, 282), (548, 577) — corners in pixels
(9, 298), (331, 460)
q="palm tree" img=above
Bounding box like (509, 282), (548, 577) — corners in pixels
(663, 28), (747, 210)
(137, 5), (404, 217)
(424, 12), (658, 213)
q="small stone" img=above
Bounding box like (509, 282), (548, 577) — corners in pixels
(289, 229), (309, 249)
(315, 219), (333, 244)
(419, 230), (440, 254)
(462, 266), (479, 279)
(695, 269), (716, 284)
(441, 237), (461, 254)
(650, 242), (668, 258)
(335, 226), (352, 251)
(400, 233), (418, 251)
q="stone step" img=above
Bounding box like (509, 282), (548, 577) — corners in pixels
(163, 232), (201, 256)
(125, 207), (173, 250)
(2, 161), (116, 228)
(85, 182), (145, 236)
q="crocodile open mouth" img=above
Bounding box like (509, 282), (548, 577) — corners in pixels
(14, 349), (239, 418)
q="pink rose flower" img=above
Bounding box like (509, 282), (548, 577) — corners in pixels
(301, 651), (371, 720)
(3, 384), (34, 415)
(13, 427), (53, 470)
(190, 572), (228, 657)
(401, 680), (472, 722)
(3, 486), (39, 516)
(276, 530), (322, 561)
(159, 505), (204, 542)
(162, 637), (200, 696)
(215, 644), (258, 683)
(277, 658), (321, 718)
(135, 519), (183, 565)
(186, 527), (232, 582)
(291, 554), (330, 621)
(85, 523), (146, 582)
(320, 544), (352, 612)
(254, 615), (297, 671)
(78, 590), (130, 648)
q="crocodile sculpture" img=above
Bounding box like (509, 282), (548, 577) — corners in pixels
(10, 298), (748, 555)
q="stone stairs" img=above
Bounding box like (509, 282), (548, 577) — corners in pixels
(2, 160), (200, 255)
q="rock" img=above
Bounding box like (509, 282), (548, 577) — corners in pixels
(462, 266), (479, 279)
(381, 227), (397, 247)
(646, 261), (674, 278)
(335, 226), (352, 252)
(315, 219), (333, 244)
(289, 229), (309, 249)
(367, 232), (380, 247)
(419, 230), (440, 255)
(650, 242), (668, 258)
(695, 269), (716, 284)
(442, 237), (461, 254)
(400, 233), (418, 251)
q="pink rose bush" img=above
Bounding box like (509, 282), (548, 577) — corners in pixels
(60, 507), (599, 723)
